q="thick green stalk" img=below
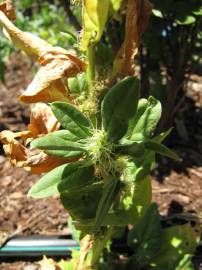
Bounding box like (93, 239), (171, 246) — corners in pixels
(91, 227), (113, 267)
(87, 45), (95, 88)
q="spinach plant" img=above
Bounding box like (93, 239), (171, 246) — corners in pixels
(0, 0), (200, 269)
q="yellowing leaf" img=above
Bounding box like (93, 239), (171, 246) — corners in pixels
(81, 0), (110, 50)
(110, 0), (123, 12)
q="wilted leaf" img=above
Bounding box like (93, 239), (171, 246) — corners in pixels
(0, 104), (73, 174)
(38, 256), (59, 270)
(113, 0), (152, 77)
(76, 235), (93, 270)
(0, 130), (30, 166)
(0, 131), (72, 173)
(0, 10), (87, 103)
(0, 0), (15, 21)
(81, 0), (110, 50)
(28, 103), (60, 137)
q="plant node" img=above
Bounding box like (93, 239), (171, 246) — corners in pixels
(86, 130), (118, 181)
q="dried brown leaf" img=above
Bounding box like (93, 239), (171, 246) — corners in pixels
(0, 105), (77, 173)
(0, 0), (15, 20)
(0, 130), (30, 166)
(0, 9), (87, 103)
(76, 234), (93, 270)
(38, 256), (60, 270)
(28, 103), (60, 137)
(0, 130), (73, 174)
(113, 0), (152, 78)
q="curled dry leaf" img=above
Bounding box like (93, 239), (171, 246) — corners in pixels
(28, 103), (60, 138)
(112, 0), (152, 78)
(38, 256), (60, 270)
(0, 104), (74, 174)
(76, 234), (93, 270)
(0, 9), (87, 103)
(0, 0), (15, 21)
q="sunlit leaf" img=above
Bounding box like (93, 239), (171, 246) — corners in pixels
(176, 16), (196, 25)
(81, 0), (110, 50)
(152, 9), (163, 18)
(51, 102), (92, 138)
(110, 0), (122, 12)
(129, 96), (162, 140)
(101, 77), (139, 142)
(150, 223), (200, 269)
(28, 162), (88, 198)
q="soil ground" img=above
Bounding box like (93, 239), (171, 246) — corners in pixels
(0, 53), (202, 269)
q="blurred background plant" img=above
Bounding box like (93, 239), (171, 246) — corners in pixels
(140, 0), (202, 130)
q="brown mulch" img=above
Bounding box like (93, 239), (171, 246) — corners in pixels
(0, 53), (202, 269)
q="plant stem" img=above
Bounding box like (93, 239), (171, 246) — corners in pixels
(91, 227), (113, 266)
(87, 45), (95, 89)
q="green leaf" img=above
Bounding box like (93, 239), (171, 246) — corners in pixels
(127, 204), (162, 265)
(47, 130), (80, 142)
(94, 178), (120, 231)
(68, 73), (88, 94)
(51, 102), (92, 138)
(28, 162), (82, 198)
(129, 96), (162, 140)
(175, 255), (195, 270)
(131, 176), (152, 223)
(193, 7), (202, 16)
(81, 0), (110, 50)
(101, 77), (139, 142)
(176, 16), (196, 25)
(150, 223), (200, 269)
(31, 134), (85, 158)
(117, 140), (145, 157)
(58, 165), (94, 193)
(110, 0), (123, 12)
(60, 182), (103, 221)
(126, 98), (148, 137)
(144, 140), (179, 160)
(129, 150), (155, 181)
(57, 164), (103, 221)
